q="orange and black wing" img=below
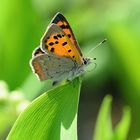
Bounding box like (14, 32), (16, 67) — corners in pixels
(50, 12), (83, 56)
(41, 24), (83, 64)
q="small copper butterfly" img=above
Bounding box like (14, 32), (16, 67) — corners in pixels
(30, 12), (101, 85)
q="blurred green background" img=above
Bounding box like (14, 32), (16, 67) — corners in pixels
(0, 0), (140, 139)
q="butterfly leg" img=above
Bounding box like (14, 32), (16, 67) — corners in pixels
(52, 81), (59, 86)
(66, 79), (71, 83)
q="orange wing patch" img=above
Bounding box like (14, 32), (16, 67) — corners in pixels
(50, 13), (83, 56)
(32, 60), (46, 81)
(41, 24), (83, 64)
(55, 21), (71, 38)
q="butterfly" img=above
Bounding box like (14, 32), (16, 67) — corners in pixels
(30, 12), (93, 85)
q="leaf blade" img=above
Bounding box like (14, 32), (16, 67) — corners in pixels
(7, 78), (81, 140)
(93, 95), (113, 140)
(113, 107), (131, 140)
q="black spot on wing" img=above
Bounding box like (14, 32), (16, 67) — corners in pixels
(60, 25), (70, 29)
(49, 42), (54, 46)
(57, 34), (62, 38)
(53, 36), (58, 40)
(62, 42), (67, 46)
(67, 34), (71, 38)
(55, 41), (59, 44)
(60, 25), (65, 29)
(45, 37), (50, 43)
(68, 49), (71, 52)
(50, 47), (55, 52)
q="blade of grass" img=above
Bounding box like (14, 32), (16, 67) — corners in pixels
(93, 95), (113, 140)
(113, 107), (131, 140)
(93, 95), (131, 140)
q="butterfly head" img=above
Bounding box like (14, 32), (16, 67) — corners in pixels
(83, 57), (92, 66)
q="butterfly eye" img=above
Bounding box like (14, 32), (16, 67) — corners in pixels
(83, 58), (91, 65)
(84, 61), (87, 65)
(83, 58), (88, 65)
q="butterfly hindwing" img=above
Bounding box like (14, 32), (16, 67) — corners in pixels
(41, 24), (83, 64)
(50, 12), (83, 56)
(32, 47), (45, 57)
(30, 54), (75, 81)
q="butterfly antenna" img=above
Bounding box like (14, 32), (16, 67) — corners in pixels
(87, 38), (107, 55)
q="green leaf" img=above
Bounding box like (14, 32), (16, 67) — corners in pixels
(21, 74), (52, 100)
(93, 95), (131, 140)
(7, 78), (81, 140)
(93, 95), (113, 140)
(113, 107), (131, 140)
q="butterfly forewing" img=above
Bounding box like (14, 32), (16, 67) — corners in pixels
(41, 24), (83, 64)
(50, 12), (83, 56)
